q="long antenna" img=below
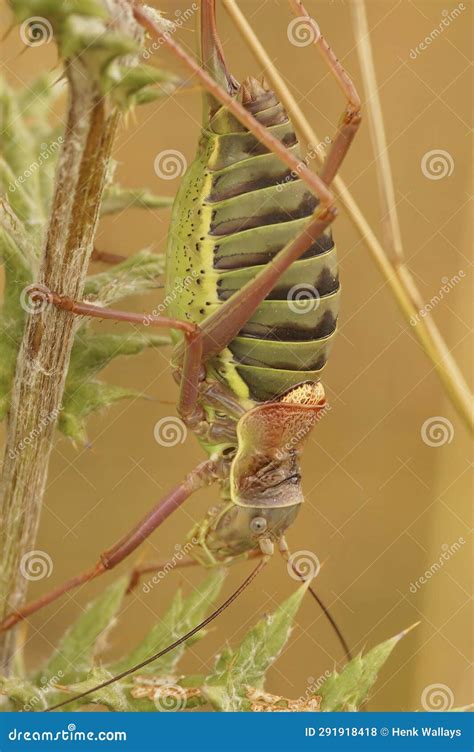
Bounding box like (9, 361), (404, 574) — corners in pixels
(46, 557), (268, 711)
(287, 559), (352, 663)
(307, 584), (352, 663)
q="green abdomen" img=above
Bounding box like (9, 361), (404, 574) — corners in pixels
(165, 83), (339, 404)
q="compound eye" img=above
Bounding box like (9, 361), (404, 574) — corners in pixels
(250, 516), (268, 534)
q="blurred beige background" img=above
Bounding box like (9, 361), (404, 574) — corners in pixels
(0, 0), (472, 710)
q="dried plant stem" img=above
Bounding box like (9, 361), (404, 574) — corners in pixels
(351, 0), (472, 429)
(223, 0), (473, 432)
(0, 62), (120, 672)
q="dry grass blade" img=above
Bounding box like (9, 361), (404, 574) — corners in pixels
(223, 0), (473, 432)
(351, 0), (472, 431)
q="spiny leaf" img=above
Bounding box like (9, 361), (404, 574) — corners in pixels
(0, 77), (42, 197)
(0, 158), (37, 222)
(84, 249), (165, 304)
(51, 668), (131, 712)
(0, 229), (31, 420)
(67, 330), (170, 382)
(203, 582), (309, 711)
(59, 15), (137, 61)
(11, 1), (159, 109)
(0, 75), (63, 225)
(102, 65), (182, 108)
(319, 624), (418, 711)
(112, 570), (227, 676)
(59, 382), (139, 443)
(18, 73), (65, 120)
(37, 577), (129, 685)
(0, 676), (47, 712)
(10, 0), (106, 24)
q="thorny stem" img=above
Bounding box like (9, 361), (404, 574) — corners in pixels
(0, 61), (120, 672)
(224, 0), (473, 432)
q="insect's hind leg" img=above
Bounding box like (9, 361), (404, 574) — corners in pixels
(288, 0), (361, 185)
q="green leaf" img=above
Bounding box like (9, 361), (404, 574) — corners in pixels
(10, 0), (106, 24)
(59, 382), (138, 443)
(203, 582), (309, 711)
(68, 330), (170, 381)
(112, 570), (226, 676)
(37, 577), (129, 684)
(0, 230), (32, 420)
(319, 624), (418, 711)
(0, 77), (42, 204)
(84, 249), (164, 304)
(100, 186), (173, 216)
(51, 667), (131, 712)
(102, 65), (182, 107)
(0, 676), (47, 712)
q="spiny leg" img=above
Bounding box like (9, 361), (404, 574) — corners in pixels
(288, 0), (361, 185)
(0, 460), (217, 632)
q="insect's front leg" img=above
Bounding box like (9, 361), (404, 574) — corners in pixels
(0, 458), (219, 632)
(173, 370), (241, 444)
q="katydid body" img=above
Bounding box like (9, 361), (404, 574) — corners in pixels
(2, 0), (360, 705)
